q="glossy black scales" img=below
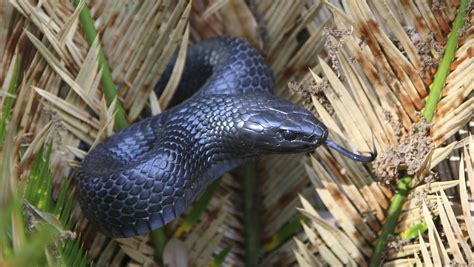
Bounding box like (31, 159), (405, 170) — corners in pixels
(76, 36), (331, 238)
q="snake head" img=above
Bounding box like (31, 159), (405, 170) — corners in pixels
(234, 97), (328, 153)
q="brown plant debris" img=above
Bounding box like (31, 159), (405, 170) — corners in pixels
(431, 0), (445, 11)
(406, 27), (443, 75)
(411, 187), (430, 210)
(391, 36), (408, 58)
(42, 106), (67, 147)
(458, 1), (473, 37)
(372, 122), (433, 185)
(384, 110), (404, 142)
(323, 27), (353, 79)
(288, 77), (334, 115)
(379, 235), (411, 263)
(422, 171), (439, 184)
(386, 235), (411, 252)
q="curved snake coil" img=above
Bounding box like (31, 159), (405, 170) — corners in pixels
(76, 36), (375, 238)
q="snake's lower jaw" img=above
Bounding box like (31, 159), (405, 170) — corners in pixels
(268, 141), (320, 154)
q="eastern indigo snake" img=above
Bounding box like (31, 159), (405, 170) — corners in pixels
(76, 36), (375, 238)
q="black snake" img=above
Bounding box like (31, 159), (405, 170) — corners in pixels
(76, 36), (375, 238)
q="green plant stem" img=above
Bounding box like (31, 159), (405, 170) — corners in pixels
(72, 0), (168, 262)
(243, 163), (259, 266)
(72, 0), (169, 261)
(151, 228), (166, 264)
(423, 0), (470, 122)
(370, 174), (411, 267)
(370, 1), (469, 266)
(72, 0), (128, 130)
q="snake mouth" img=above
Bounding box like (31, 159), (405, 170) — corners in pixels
(323, 139), (377, 162)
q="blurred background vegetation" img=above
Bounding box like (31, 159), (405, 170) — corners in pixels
(0, 0), (472, 266)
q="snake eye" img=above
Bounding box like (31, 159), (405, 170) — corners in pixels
(281, 129), (297, 141)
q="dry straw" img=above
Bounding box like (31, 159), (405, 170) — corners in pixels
(1, 0), (472, 266)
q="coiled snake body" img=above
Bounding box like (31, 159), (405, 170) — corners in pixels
(77, 36), (374, 238)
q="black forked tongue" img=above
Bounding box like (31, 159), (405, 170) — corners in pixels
(324, 139), (377, 162)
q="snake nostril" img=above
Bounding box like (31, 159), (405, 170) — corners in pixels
(311, 132), (326, 145)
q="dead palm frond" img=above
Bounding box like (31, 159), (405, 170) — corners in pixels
(1, 0), (472, 266)
(291, 1), (473, 266)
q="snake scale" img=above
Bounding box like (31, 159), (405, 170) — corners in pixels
(76, 36), (375, 238)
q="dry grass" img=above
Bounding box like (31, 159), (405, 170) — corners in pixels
(1, 0), (472, 266)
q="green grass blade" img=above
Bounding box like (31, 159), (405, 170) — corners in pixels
(0, 55), (21, 149)
(263, 214), (306, 253)
(53, 179), (69, 218)
(55, 179), (75, 227)
(25, 144), (53, 209)
(151, 228), (167, 264)
(174, 177), (222, 238)
(210, 245), (232, 267)
(21, 142), (90, 265)
(6, 224), (58, 266)
(37, 144), (53, 211)
(399, 222), (429, 240)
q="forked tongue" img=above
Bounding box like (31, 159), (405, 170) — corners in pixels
(323, 139), (376, 162)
